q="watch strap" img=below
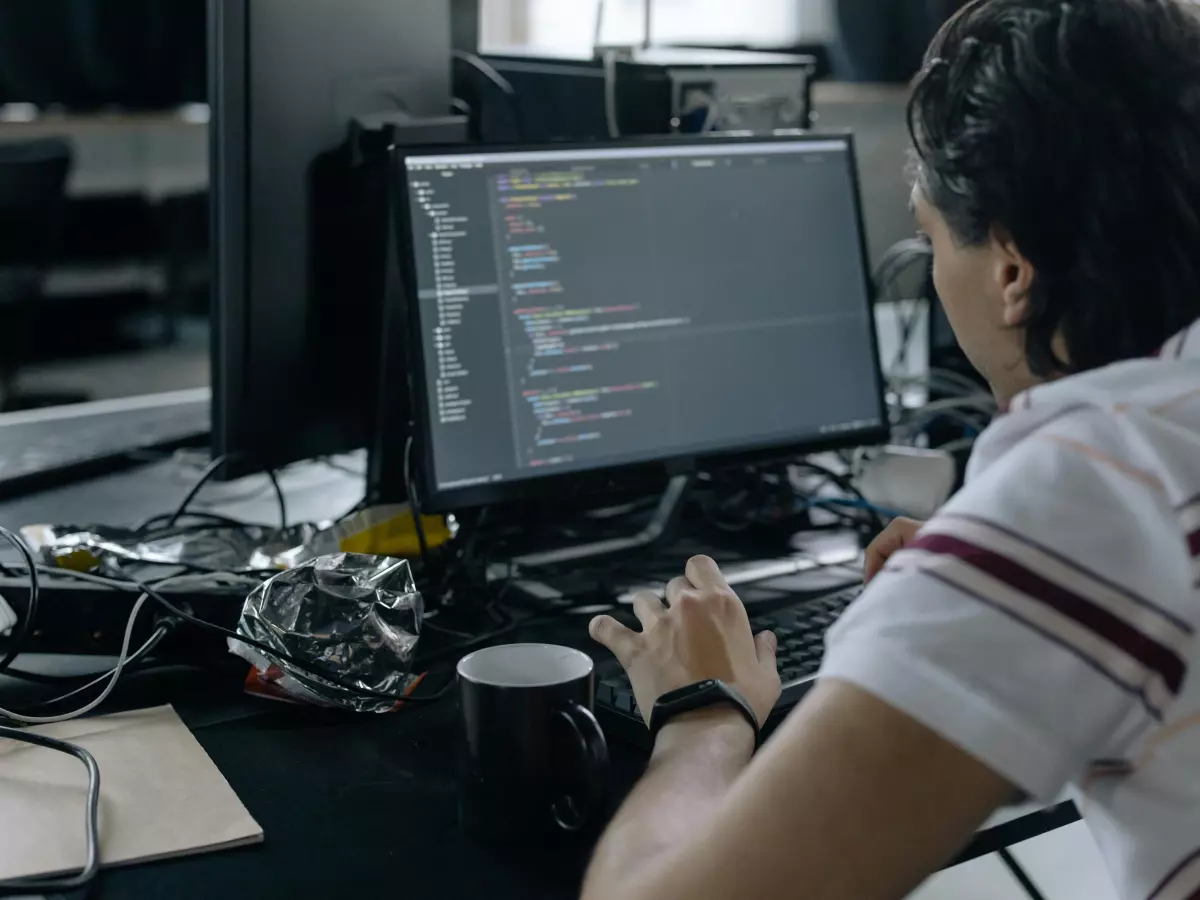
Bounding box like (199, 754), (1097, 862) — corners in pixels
(647, 679), (760, 747)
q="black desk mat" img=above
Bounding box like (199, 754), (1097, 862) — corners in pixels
(4, 614), (1077, 900)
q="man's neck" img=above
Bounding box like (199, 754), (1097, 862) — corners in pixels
(989, 361), (1045, 410)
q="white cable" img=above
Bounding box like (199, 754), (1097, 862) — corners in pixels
(913, 395), (997, 415)
(0, 571), (226, 726)
(25, 628), (168, 711)
(0, 592), (151, 725)
(928, 367), (991, 394)
(592, 0), (606, 53)
(603, 49), (620, 138)
(27, 565), (260, 593)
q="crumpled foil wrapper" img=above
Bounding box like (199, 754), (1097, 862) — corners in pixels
(23, 523), (320, 573)
(229, 553), (424, 712)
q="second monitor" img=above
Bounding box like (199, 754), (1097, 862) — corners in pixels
(387, 134), (887, 512)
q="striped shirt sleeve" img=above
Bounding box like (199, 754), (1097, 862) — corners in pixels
(821, 410), (1196, 801)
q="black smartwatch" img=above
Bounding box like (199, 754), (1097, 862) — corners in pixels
(647, 680), (761, 747)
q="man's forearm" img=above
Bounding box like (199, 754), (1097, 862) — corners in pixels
(582, 710), (754, 900)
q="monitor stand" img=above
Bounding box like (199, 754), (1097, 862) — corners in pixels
(510, 474), (692, 570)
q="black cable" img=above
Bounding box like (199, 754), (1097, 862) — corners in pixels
(318, 456), (367, 478)
(791, 459), (886, 534)
(164, 454), (229, 529)
(265, 468), (288, 530)
(0, 727), (100, 897)
(998, 848), (1049, 900)
(403, 435), (432, 572)
(163, 455), (287, 531)
(0, 525), (38, 675)
(136, 511), (263, 534)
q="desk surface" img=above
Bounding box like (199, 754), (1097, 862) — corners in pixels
(0, 461), (1079, 899)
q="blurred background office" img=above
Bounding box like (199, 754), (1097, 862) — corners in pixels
(0, 0), (955, 414)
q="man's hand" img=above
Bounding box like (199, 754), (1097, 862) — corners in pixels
(589, 555), (782, 728)
(863, 516), (925, 582)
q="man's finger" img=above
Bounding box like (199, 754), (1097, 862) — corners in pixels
(631, 591), (666, 628)
(664, 576), (694, 607)
(864, 525), (904, 582)
(589, 615), (639, 666)
(684, 555), (730, 591)
(754, 630), (778, 674)
(864, 543), (891, 583)
(864, 518), (920, 582)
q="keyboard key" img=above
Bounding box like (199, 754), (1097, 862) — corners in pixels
(597, 681), (615, 706)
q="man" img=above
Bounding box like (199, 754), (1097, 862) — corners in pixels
(582, 2), (1200, 899)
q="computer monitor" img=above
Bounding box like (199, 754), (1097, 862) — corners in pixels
(381, 133), (887, 512)
(209, 0), (452, 474)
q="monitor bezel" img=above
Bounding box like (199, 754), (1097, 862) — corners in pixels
(388, 131), (890, 513)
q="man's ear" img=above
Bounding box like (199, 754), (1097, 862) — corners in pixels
(990, 227), (1035, 328)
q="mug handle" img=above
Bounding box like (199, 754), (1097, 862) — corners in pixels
(552, 700), (609, 832)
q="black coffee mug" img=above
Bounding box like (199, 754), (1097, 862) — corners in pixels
(457, 643), (609, 842)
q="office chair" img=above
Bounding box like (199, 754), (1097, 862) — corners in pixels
(0, 138), (87, 411)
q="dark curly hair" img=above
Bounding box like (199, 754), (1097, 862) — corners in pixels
(908, 0), (1200, 375)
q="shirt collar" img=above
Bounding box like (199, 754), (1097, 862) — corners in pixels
(996, 319), (1199, 415)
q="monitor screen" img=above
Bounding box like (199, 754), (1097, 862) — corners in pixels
(401, 135), (884, 501)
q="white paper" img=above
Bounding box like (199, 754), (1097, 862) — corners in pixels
(0, 705), (262, 882)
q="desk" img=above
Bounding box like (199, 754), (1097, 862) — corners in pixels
(0, 462), (1078, 899)
(0, 110), (207, 201)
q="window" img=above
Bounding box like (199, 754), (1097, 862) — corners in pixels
(482, 0), (834, 56)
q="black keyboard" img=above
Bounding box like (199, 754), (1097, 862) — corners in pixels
(0, 389), (210, 499)
(595, 584), (863, 748)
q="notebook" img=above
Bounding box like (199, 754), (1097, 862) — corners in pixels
(0, 704), (263, 882)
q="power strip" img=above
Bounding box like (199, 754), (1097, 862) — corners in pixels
(0, 575), (250, 657)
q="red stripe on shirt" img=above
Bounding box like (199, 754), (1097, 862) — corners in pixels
(945, 512), (1194, 634)
(910, 533), (1187, 694)
(1189, 529), (1200, 557)
(895, 563), (1168, 718)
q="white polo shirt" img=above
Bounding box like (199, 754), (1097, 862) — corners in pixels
(822, 320), (1200, 900)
